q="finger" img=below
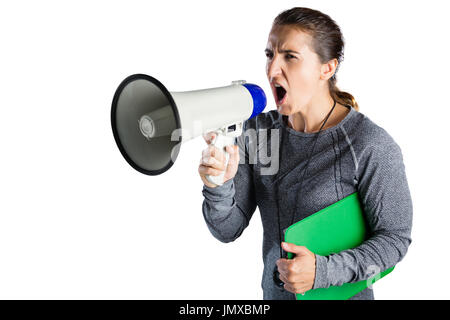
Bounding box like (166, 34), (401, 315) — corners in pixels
(225, 145), (239, 172)
(201, 155), (226, 171)
(202, 145), (225, 164)
(276, 259), (291, 276)
(277, 258), (293, 270)
(198, 164), (224, 177)
(276, 258), (288, 271)
(284, 282), (306, 295)
(278, 272), (289, 285)
(202, 132), (216, 145)
(202, 145), (215, 158)
(278, 268), (301, 284)
(215, 146), (225, 164)
(283, 282), (296, 294)
(282, 242), (310, 257)
(295, 285), (308, 295)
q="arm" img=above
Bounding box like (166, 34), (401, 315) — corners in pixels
(201, 125), (258, 243)
(313, 141), (413, 288)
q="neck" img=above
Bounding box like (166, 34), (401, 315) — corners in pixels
(287, 94), (343, 133)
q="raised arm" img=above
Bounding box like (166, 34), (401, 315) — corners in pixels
(200, 127), (258, 243)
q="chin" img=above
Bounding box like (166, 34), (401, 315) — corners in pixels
(276, 104), (295, 116)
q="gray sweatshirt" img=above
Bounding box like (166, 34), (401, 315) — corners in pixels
(201, 105), (413, 300)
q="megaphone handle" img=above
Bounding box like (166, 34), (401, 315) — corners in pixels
(205, 133), (235, 186)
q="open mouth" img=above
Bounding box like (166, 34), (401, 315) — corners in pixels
(275, 84), (287, 104)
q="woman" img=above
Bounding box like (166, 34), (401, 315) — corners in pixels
(198, 7), (413, 300)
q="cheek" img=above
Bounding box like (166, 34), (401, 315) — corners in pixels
(290, 64), (320, 96)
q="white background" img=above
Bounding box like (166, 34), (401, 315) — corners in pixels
(0, 0), (449, 299)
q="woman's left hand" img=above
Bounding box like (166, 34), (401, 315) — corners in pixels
(276, 242), (316, 295)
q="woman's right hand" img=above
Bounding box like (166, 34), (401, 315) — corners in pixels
(198, 132), (240, 188)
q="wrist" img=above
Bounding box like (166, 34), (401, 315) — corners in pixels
(312, 254), (329, 290)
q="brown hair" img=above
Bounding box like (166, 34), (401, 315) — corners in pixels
(272, 7), (359, 111)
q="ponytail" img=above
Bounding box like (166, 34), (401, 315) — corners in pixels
(329, 78), (359, 111)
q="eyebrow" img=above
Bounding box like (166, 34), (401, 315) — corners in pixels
(265, 48), (300, 54)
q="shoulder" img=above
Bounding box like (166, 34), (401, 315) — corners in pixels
(341, 109), (404, 170)
(343, 109), (401, 152)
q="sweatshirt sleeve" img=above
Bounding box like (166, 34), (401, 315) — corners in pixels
(313, 139), (413, 289)
(201, 124), (258, 243)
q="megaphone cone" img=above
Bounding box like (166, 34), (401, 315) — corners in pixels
(111, 74), (266, 184)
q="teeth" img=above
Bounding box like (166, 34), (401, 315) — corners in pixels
(274, 84), (281, 87)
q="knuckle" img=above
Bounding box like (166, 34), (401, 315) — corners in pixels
(203, 150), (212, 159)
(201, 167), (209, 175)
(202, 156), (212, 166)
(287, 275), (295, 283)
(285, 284), (294, 293)
(210, 170), (220, 176)
(215, 149), (223, 160)
(201, 167), (210, 175)
(287, 264), (295, 273)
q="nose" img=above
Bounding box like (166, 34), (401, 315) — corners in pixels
(266, 55), (282, 81)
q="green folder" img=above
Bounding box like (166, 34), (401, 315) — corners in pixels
(284, 192), (395, 300)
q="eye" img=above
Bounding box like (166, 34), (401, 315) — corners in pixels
(265, 51), (273, 59)
(285, 53), (296, 60)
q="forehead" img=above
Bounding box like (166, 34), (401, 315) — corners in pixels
(266, 25), (312, 51)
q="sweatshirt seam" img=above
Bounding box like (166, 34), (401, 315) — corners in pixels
(336, 129), (344, 196)
(340, 124), (359, 186)
(330, 132), (341, 201)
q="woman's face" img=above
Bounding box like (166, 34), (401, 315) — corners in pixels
(265, 25), (324, 115)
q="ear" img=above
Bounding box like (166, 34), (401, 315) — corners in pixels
(320, 58), (338, 81)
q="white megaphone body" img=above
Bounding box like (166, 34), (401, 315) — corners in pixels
(111, 74), (266, 185)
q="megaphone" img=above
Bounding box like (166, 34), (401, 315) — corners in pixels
(111, 74), (266, 185)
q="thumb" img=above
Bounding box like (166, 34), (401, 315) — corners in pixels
(203, 132), (216, 145)
(282, 242), (309, 256)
